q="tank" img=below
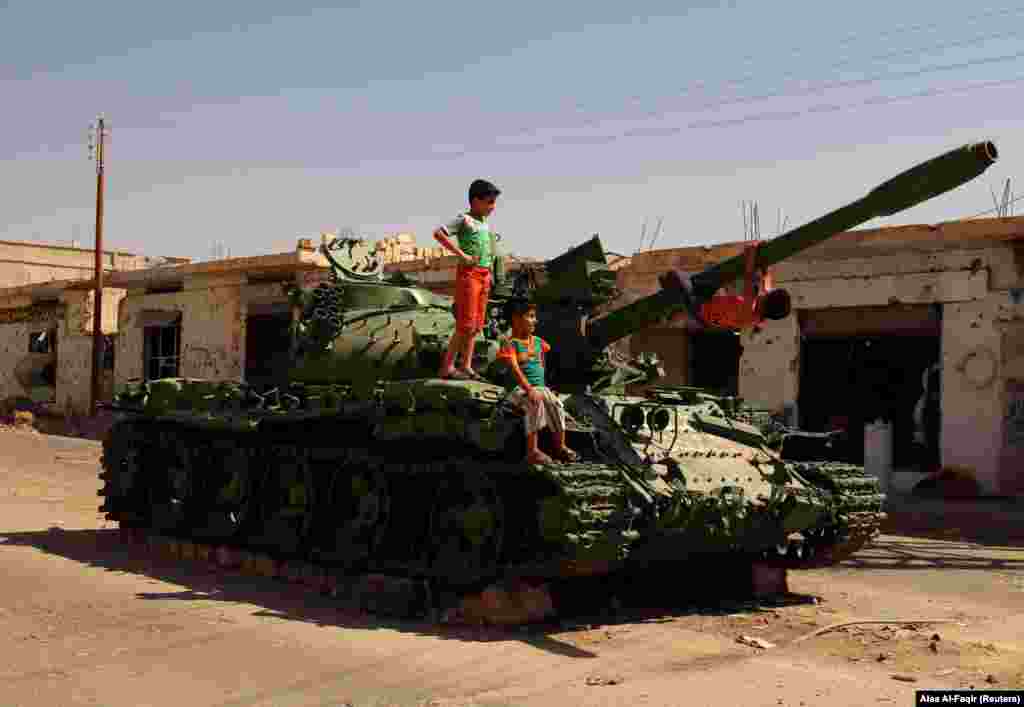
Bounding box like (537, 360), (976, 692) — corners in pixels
(98, 141), (997, 611)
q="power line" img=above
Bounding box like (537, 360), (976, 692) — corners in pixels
(577, 48), (1024, 134)
(704, 4), (1024, 76)
(662, 26), (1024, 107)
(683, 74), (1024, 131)
(428, 74), (1024, 159)
(435, 48), (1024, 160)
(506, 7), (1024, 141)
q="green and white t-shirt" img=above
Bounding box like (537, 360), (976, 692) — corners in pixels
(440, 213), (493, 269)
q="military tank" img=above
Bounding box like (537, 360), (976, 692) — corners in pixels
(98, 141), (997, 605)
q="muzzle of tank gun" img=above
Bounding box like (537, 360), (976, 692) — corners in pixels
(867, 141), (998, 216)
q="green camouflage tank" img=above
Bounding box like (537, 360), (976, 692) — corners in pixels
(98, 141), (997, 612)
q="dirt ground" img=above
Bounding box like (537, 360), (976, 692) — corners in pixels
(1, 426), (1022, 707)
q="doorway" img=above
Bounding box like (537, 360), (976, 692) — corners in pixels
(798, 305), (941, 469)
(690, 331), (742, 395)
(245, 312), (294, 389)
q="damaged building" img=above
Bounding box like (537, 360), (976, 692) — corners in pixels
(0, 281), (123, 413)
(107, 239), (333, 394)
(0, 240), (189, 413)
(611, 216), (1024, 497)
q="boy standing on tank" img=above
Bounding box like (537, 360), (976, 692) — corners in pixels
(497, 299), (579, 465)
(433, 179), (502, 380)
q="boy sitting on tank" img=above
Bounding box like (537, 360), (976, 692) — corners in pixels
(433, 178), (501, 381)
(496, 298), (579, 465)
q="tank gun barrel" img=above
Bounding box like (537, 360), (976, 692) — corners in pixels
(690, 141), (998, 298)
(586, 140), (998, 349)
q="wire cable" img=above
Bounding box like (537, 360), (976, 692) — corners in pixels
(568, 49), (1024, 134)
(504, 6), (1024, 140)
(429, 74), (1024, 158)
(626, 23), (1024, 111)
(706, 4), (1024, 75)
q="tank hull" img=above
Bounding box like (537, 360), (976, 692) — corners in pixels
(99, 378), (884, 611)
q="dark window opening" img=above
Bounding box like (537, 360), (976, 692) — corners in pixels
(145, 283), (184, 295)
(144, 323), (180, 381)
(102, 335), (115, 370)
(690, 331), (742, 396)
(245, 313), (294, 389)
(29, 329), (55, 354)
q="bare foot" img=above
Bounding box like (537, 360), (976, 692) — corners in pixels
(526, 450), (556, 465)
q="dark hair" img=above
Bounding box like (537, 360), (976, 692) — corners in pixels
(759, 288), (792, 321)
(503, 297), (535, 321)
(469, 179), (501, 203)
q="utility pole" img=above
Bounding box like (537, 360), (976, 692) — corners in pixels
(88, 114), (109, 417)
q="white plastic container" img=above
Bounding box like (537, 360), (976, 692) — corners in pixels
(863, 419), (893, 492)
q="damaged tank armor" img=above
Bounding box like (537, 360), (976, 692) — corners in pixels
(98, 142), (998, 610)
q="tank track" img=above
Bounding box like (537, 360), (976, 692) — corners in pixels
(98, 417), (644, 589)
(757, 462), (887, 569)
(98, 418), (885, 622)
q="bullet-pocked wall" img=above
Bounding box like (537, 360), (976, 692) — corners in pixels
(0, 287), (123, 415)
(114, 270), (313, 391)
(736, 219), (1024, 496)
(116, 273), (247, 385)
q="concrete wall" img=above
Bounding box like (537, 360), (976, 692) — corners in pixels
(0, 287), (123, 414)
(734, 241), (1024, 495)
(116, 274), (246, 385)
(0, 295), (60, 403)
(0, 240), (186, 289)
(606, 222), (1024, 496)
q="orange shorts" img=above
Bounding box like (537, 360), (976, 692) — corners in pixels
(454, 265), (492, 333)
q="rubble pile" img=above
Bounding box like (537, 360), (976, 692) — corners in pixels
(374, 233), (446, 264)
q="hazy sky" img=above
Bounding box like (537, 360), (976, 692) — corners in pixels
(2, 0), (1022, 262)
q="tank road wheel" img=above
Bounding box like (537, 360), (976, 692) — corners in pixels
(309, 454), (392, 570)
(194, 445), (257, 541)
(426, 469), (505, 585)
(247, 444), (314, 557)
(147, 432), (194, 533)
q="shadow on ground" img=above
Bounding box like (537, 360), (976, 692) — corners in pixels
(839, 536), (1024, 572)
(878, 522), (1024, 549)
(29, 412), (114, 442)
(1, 527), (818, 658)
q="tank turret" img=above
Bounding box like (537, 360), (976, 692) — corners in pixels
(518, 141), (998, 392)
